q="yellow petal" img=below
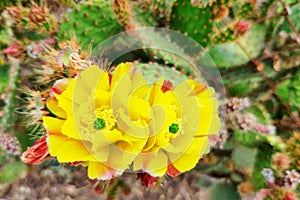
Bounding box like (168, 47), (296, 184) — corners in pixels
(110, 62), (132, 90)
(168, 136), (208, 173)
(47, 133), (68, 156)
(52, 78), (72, 95)
(147, 77), (164, 106)
(56, 139), (97, 162)
(88, 161), (121, 180)
(92, 146), (110, 162)
(95, 90), (111, 107)
(46, 97), (67, 119)
(133, 151), (168, 177)
(54, 93), (78, 117)
(115, 108), (149, 139)
(197, 98), (220, 135)
(108, 143), (138, 170)
(61, 117), (80, 139)
(129, 96), (151, 121)
(95, 71), (110, 92)
(143, 136), (156, 152)
(43, 116), (64, 134)
(72, 65), (103, 104)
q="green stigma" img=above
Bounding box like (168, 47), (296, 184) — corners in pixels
(94, 118), (105, 130)
(169, 123), (179, 134)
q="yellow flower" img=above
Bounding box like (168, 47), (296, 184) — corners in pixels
(43, 62), (151, 180)
(41, 61), (221, 180)
(133, 78), (221, 177)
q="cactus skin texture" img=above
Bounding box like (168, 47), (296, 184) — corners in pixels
(1, 58), (20, 132)
(58, 0), (124, 48)
(169, 0), (235, 47)
(207, 24), (265, 67)
(135, 63), (188, 86)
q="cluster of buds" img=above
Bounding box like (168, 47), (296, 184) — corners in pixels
(28, 6), (46, 24)
(214, 125), (228, 149)
(234, 21), (251, 36)
(262, 168), (275, 184)
(271, 153), (290, 172)
(236, 113), (257, 131)
(255, 187), (297, 200)
(253, 124), (276, 135)
(3, 43), (26, 58)
(0, 134), (21, 155)
(6, 6), (24, 21)
(5, 4), (57, 34)
(137, 172), (159, 187)
(235, 113), (276, 135)
(226, 97), (250, 113)
(287, 132), (300, 171)
(283, 170), (300, 188)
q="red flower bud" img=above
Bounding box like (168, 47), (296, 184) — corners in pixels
(21, 136), (50, 164)
(167, 162), (181, 177)
(3, 43), (26, 58)
(284, 192), (297, 200)
(235, 21), (250, 35)
(161, 80), (173, 93)
(28, 6), (46, 24)
(6, 6), (23, 21)
(137, 172), (158, 187)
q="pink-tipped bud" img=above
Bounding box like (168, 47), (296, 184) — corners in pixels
(21, 136), (50, 164)
(284, 192), (297, 200)
(6, 6), (23, 21)
(28, 6), (46, 24)
(167, 162), (181, 177)
(137, 172), (158, 187)
(0, 134), (21, 155)
(235, 21), (251, 35)
(3, 43), (26, 58)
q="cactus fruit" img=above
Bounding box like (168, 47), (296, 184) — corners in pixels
(58, 1), (124, 48)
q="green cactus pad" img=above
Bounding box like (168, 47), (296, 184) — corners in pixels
(169, 0), (235, 47)
(170, 0), (214, 47)
(252, 144), (273, 191)
(210, 183), (240, 200)
(232, 145), (257, 170)
(207, 24), (265, 67)
(135, 63), (188, 86)
(58, 1), (124, 48)
(1, 59), (20, 132)
(0, 159), (26, 184)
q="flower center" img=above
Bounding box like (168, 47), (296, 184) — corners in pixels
(169, 123), (179, 134)
(94, 106), (116, 130)
(94, 118), (105, 130)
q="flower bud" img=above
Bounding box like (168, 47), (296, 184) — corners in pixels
(6, 6), (23, 21)
(3, 43), (26, 58)
(137, 172), (158, 187)
(21, 136), (50, 164)
(28, 6), (46, 24)
(235, 21), (251, 35)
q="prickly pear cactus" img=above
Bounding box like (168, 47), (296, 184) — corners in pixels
(169, 0), (235, 47)
(1, 58), (20, 132)
(252, 144), (273, 191)
(58, 1), (124, 48)
(207, 24), (265, 67)
(135, 63), (188, 85)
